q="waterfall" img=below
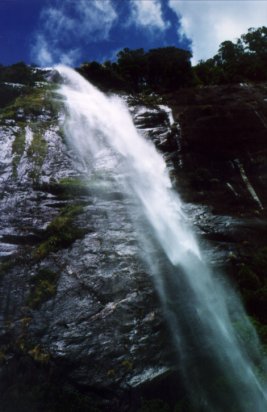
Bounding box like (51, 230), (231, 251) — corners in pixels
(56, 65), (267, 411)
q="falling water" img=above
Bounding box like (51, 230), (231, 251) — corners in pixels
(56, 65), (267, 411)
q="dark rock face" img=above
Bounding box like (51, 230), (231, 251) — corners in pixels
(167, 84), (267, 214)
(165, 84), (267, 347)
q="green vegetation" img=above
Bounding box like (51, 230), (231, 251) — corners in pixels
(28, 345), (50, 363)
(10, 122), (48, 180)
(1, 28), (267, 412)
(0, 63), (51, 126)
(194, 26), (267, 85)
(34, 204), (86, 259)
(0, 26), (266, 103)
(77, 26), (267, 92)
(0, 73), (61, 179)
(78, 46), (193, 93)
(231, 246), (267, 347)
(27, 126), (47, 182)
(57, 176), (90, 195)
(34, 177), (90, 199)
(0, 62), (44, 85)
(12, 127), (26, 176)
(36, 175), (113, 199)
(27, 267), (59, 309)
(0, 83), (57, 124)
(0, 83), (26, 110)
(0, 63), (45, 110)
(0, 26), (266, 102)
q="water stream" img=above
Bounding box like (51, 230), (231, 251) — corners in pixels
(57, 65), (267, 411)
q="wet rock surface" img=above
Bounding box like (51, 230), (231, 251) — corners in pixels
(130, 86), (267, 357)
(0, 82), (176, 411)
(1, 78), (267, 411)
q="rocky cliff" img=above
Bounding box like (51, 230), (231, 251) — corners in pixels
(166, 84), (267, 329)
(0, 74), (267, 411)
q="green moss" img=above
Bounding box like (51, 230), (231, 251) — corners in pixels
(12, 128), (26, 176)
(34, 204), (86, 259)
(35, 173), (115, 199)
(58, 176), (89, 193)
(121, 359), (133, 370)
(34, 176), (90, 199)
(27, 268), (59, 309)
(28, 345), (50, 363)
(249, 317), (267, 347)
(46, 204), (84, 236)
(232, 317), (260, 348)
(0, 82), (58, 125)
(0, 83), (61, 183)
(17, 85), (56, 117)
(10, 123), (48, 180)
(26, 127), (47, 182)
(233, 246), (267, 334)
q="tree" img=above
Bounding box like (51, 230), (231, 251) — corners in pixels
(194, 58), (223, 85)
(213, 40), (245, 83)
(78, 46), (194, 93)
(241, 27), (267, 56)
(116, 48), (147, 92)
(241, 27), (267, 81)
(215, 40), (244, 65)
(146, 47), (193, 91)
(77, 61), (126, 91)
(194, 26), (267, 84)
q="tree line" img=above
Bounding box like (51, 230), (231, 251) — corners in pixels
(78, 26), (267, 91)
(77, 47), (193, 92)
(195, 26), (267, 85)
(0, 26), (267, 94)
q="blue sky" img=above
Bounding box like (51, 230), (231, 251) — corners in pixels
(1, 0), (267, 67)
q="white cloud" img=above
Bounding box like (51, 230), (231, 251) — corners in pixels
(41, 8), (75, 40)
(32, 35), (53, 67)
(75, 0), (117, 40)
(32, 0), (117, 66)
(168, 0), (267, 64)
(129, 0), (169, 31)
